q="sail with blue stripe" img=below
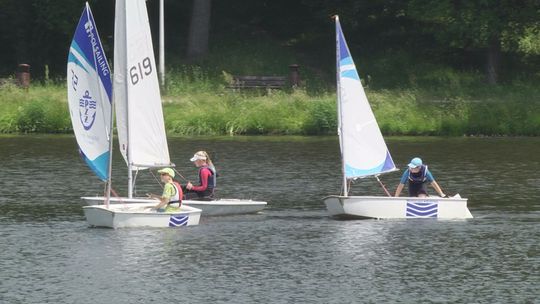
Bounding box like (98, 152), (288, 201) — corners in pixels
(67, 3), (112, 181)
(335, 16), (396, 179)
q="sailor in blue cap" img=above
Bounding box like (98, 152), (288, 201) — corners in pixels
(394, 157), (447, 197)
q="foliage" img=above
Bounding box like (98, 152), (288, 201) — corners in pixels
(1, 0), (539, 86)
(1, 78), (540, 136)
(406, 0), (539, 50)
(0, 83), (71, 133)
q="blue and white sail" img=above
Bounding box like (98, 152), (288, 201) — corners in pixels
(335, 16), (396, 179)
(67, 3), (112, 181)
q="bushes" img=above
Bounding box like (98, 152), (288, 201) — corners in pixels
(1, 80), (540, 136)
(303, 98), (337, 135)
(0, 84), (71, 133)
(163, 91), (325, 135)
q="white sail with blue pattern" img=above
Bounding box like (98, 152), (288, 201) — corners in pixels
(335, 16), (396, 180)
(67, 3), (112, 181)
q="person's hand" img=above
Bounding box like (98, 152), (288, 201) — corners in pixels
(186, 182), (193, 190)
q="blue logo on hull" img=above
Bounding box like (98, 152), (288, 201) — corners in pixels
(169, 215), (189, 227)
(406, 201), (438, 218)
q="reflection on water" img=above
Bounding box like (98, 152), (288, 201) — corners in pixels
(0, 135), (538, 303)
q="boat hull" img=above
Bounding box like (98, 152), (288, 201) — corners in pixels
(82, 197), (267, 216)
(82, 202), (201, 228)
(324, 195), (473, 219)
(182, 200), (267, 216)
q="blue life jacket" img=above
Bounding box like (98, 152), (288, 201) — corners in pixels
(408, 165), (428, 184)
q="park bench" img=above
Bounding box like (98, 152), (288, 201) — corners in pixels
(229, 75), (288, 90)
(228, 64), (300, 91)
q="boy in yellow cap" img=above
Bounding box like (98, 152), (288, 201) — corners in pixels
(146, 168), (183, 212)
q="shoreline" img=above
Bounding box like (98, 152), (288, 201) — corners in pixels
(1, 84), (540, 136)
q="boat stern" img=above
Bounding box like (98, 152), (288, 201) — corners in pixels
(324, 195), (473, 219)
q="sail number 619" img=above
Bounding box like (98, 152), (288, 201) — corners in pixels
(130, 57), (152, 85)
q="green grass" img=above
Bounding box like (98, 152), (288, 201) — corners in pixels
(1, 77), (540, 136)
(162, 90), (336, 135)
(0, 83), (71, 133)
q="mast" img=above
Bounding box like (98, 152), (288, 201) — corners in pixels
(335, 16), (348, 197)
(106, 101), (115, 204)
(159, 0), (165, 87)
(123, 0), (133, 199)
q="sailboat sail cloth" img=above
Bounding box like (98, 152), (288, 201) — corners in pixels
(67, 3), (112, 181)
(336, 18), (396, 179)
(114, 0), (171, 169)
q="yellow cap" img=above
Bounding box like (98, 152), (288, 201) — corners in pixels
(157, 168), (175, 178)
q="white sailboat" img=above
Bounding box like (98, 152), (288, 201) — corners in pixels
(84, 197), (267, 216)
(83, 0), (266, 217)
(68, 1), (201, 228)
(323, 16), (473, 219)
(182, 199), (266, 216)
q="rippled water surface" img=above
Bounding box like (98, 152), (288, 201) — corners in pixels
(0, 136), (538, 303)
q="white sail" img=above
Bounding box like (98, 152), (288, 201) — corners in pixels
(336, 17), (396, 179)
(67, 3), (112, 181)
(114, 0), (171, 169)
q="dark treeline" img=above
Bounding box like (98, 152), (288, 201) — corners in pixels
(1, 0), (539, 87)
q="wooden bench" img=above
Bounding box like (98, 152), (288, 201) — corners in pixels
(229, 75), (288, 90)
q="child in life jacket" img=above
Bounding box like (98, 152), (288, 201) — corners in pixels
(184, 151), (217, 200)
(146, 167), (183, 212)
(394, 157), (447, 198)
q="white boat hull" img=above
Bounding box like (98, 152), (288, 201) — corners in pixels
(82, 202), (202, 228)
(324, 195), (473, 219)
(82, 197), (267, 216)
(183, 199), (267, 216)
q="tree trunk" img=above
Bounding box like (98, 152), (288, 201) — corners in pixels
(485, 36), (501, 85)
(186, 0), (212, 61)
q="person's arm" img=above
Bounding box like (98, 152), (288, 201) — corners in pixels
(145, 193), (168, 209)
(430, 181), (446, 197)
(154, 184), (174, 209)
(154, 197), (169, 209)
(394, 183), (404, 197)
(395, 170), (408, 197)
(191, 168), (210, 192)
(426, 170), (446, 197)
(146, 193), (163, 202)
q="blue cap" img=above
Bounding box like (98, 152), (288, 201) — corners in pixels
(407, 157), (423, 168)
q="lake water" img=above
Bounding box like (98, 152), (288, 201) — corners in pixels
(0, 136), (538, 303)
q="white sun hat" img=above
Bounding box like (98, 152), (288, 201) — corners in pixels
(190, 151), (207, 162)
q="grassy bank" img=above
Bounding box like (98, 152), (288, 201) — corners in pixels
(1, 80), (540, 136)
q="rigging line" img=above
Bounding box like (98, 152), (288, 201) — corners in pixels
(110, 187), (128, 208)
(375, 175), (392, 197)
(132, 169), (139, 196)
(172, 168), (189, 182)
(150, 169), (164, 189)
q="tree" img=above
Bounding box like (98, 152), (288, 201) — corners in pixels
(186, 0), (212, 60)
(407, 0), (540, 84)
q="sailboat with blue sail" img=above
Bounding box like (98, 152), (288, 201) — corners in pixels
(68, 1), (201, 228)
(75, 0), (266, 218)
(323, 16), (473, 219)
